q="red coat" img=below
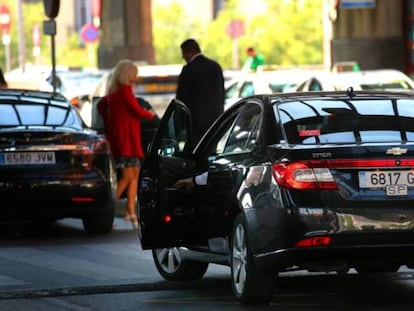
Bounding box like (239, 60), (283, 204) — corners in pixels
(97, 85), (154, 159)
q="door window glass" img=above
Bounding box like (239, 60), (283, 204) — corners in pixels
(223, 103), (261, 153)
(240, 82), (254, 98)
(159, 105), (190, 156)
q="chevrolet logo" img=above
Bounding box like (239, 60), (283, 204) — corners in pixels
(386, 147), (407, 155)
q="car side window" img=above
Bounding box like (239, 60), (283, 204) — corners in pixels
(223, 103), (261, 153)
(159, 106), (189, 157)
(309, 78), (323, 91)
(225, 82), (238, 100)
(240, 82), (254, 98)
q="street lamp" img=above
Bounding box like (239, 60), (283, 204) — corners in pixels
(42, 0), (60, 93)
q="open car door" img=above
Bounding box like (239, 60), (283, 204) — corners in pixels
(138, 99), (197, 249)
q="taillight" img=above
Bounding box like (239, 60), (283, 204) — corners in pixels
(273, 161), (337, 190)
(70, 97), (80, 109)
(295, 236), (332, 247)
(71, 140), (110, 169)
(71, 197), (95, 202)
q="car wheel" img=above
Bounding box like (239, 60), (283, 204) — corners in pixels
(231, 214), (275, 304)
(354, 263), (400, 274)
(82, 206), (114, 234)
(152, 248), (209, 281)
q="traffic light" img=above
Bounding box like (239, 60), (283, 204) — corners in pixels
(43, 0), (60, 19)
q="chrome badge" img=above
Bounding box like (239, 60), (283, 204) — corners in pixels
(386, 147), (407, 156)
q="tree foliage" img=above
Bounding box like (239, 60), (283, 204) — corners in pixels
(152, 0), (324, 69)
(1, 0), (324, 71)
(0, 0), (95, 71)
(152, 1), (203, 64)
(0, 0), (50, 70)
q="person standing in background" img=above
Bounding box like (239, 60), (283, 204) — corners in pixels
(243, 46), (266, 72)
(176, 38), (225, 145)
(97, 59), (155, 230)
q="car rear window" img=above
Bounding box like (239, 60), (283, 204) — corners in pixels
(0, 101), (83, 129)
(276, 98), (414, 144)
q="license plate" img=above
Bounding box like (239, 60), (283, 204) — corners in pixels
(0, 152), (56, 165)
(358, 170), (414, 188)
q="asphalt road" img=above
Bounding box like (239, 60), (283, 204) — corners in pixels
(1, 218), (414, 310)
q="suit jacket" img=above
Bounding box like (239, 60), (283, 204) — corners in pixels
(176, 54), (224, 142)
(97, 85), (154, 159)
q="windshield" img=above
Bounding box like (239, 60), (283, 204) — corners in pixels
(276, 98), (414, 144)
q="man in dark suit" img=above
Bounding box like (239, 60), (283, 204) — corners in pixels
(176, 38), (225, 145)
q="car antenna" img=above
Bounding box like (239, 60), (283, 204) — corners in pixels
(346, 86), (356, 98)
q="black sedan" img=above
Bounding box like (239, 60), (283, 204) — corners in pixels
(138, 89), (414, 304)
(0, 89), (116, 234)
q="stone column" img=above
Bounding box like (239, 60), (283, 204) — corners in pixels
(332, 0), (404, 71)
(97, 0), (155, 69)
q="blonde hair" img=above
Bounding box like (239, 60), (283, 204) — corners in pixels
(106, 59), (138, 94)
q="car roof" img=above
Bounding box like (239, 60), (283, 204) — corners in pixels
(0, 88), (69, 102)
(262, 89), (414, 102)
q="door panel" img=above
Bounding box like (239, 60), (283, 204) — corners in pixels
(139, 99), (196, 249)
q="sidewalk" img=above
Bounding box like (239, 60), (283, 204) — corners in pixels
(113, 198), (138, 231)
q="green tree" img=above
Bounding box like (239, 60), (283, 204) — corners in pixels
(0, 0), (51, 70)
(152, 1), (203, 64)
(152, 0), (324, 69)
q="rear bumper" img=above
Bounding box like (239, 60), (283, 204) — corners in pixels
(255, 243), (414, 272)
(0, 180), (114, 220)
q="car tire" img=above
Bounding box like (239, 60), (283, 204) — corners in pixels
(152, 248), (209, 281)
(82, 206), (114, 234)
(231, 214), (275, 304)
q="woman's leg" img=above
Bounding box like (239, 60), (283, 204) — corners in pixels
(126, 166), (140, 217)
(115, 167), (129, 200)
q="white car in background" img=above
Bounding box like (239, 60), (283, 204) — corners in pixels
(224, 69), (318, 110)
(295, 69), (414, 93)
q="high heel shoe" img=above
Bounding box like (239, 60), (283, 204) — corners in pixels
(124, 213), (139, 230)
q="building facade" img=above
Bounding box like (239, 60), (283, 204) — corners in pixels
(332, 0), (413, 75)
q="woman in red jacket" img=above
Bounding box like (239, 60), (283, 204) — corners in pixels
(98, 59), (155, 229)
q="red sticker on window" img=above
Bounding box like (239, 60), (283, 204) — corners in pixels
(299, 129), (320, 137)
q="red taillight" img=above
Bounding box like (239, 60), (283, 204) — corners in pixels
(273, 158), (414, 190)
(273, 161), (337, 190)
(164, 215), (172, 223)
(70, 97), (80, 109)
(71, 197), (95, 202)
(71, 140), (110, 169)
(295, 236), (331, 247)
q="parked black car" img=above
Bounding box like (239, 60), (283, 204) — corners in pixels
(0, 89), (116, 234)
(138, 89), (414, 304)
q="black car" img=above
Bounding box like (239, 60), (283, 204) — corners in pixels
(0, 89), (116, 234)
(138, 89), (414, 304)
